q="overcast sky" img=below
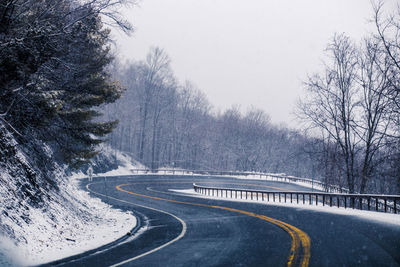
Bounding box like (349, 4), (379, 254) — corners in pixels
(111, 0), (397, 127)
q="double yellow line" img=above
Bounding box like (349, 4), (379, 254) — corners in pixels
(116, 183), (310, 267)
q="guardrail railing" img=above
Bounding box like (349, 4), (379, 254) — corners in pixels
(130, 168), (348, 193)
(193, 184), (400, 214)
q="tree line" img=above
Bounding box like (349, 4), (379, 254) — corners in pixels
(104, 3), (399, 194)
(104, 47), (331, 185)
(298, 3), (400, 193)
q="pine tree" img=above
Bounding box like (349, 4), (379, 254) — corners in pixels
(0, 0), (129, 169)
(46, 10), (124, 168)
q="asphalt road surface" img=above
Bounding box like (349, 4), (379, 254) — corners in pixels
(44, 175), (400, 267)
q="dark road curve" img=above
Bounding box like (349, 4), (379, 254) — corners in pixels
(43, 175), (400, 267)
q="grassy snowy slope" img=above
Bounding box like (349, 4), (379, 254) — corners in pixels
(0, 136), (139, 266)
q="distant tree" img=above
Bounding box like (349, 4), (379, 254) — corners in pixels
(104, 50), (320, 180)
(172, 81), (211, 169)
(136, 47), (171, 162)
(238, 108), (270, 171)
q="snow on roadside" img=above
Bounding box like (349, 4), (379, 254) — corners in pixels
(170, 188), (400, 227)
(218, 173), (328, 191)
(0, 173), (136, 266)
(72, 147), (145, 178)
(0, 147), (142, 266)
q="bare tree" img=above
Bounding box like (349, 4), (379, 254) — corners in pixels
(357, 38), (393, 192)
(371, 2), (400, 193)
(137, 47), (171, 161)
(373, 2), (400, 115)
(149, 77), (176, 170)
(298, 34), (360, 192)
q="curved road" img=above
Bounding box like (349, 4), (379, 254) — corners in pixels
(46, 175), (400, 266)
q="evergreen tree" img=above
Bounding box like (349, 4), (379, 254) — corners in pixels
(0, 0), (129, 169)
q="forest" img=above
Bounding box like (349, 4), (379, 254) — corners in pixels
(103, 3), (400, 194)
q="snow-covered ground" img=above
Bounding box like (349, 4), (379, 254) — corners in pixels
(0, 147), (141, 267)
(72, 148), (146, 179)
(216, 173), (328, 191)
(170, 188), (400, 227)
(0, 179), (136, 266)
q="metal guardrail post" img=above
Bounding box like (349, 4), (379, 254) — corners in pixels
(385, 199), (387, 213)
(367, 197), (370, 210)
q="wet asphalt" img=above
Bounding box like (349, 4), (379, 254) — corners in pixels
(43, 175), (400, 267)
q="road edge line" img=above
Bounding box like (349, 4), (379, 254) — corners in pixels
(85, 182), (187, 267)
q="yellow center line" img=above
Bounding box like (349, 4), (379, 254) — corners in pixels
(116, 183), (311, 266)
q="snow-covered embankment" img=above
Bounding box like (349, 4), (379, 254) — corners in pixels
(0, 145), (140, 266)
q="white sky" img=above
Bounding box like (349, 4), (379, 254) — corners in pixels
(111, 0), (398, 127)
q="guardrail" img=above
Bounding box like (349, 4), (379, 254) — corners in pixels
(193, 184), (400, 214)
(131, 168), (348, 193)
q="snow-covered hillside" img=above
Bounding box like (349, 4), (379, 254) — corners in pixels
(0, 134), (140, 266)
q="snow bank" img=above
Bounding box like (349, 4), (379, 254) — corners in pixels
(99, 149), (145, 177)
(73, 146), (146, 178)
(0, 172), (136, 266)
(216, 173), (328, 191)
(0, 145), (141, 266)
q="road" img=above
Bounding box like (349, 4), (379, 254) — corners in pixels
(45, 175), (400, 266)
